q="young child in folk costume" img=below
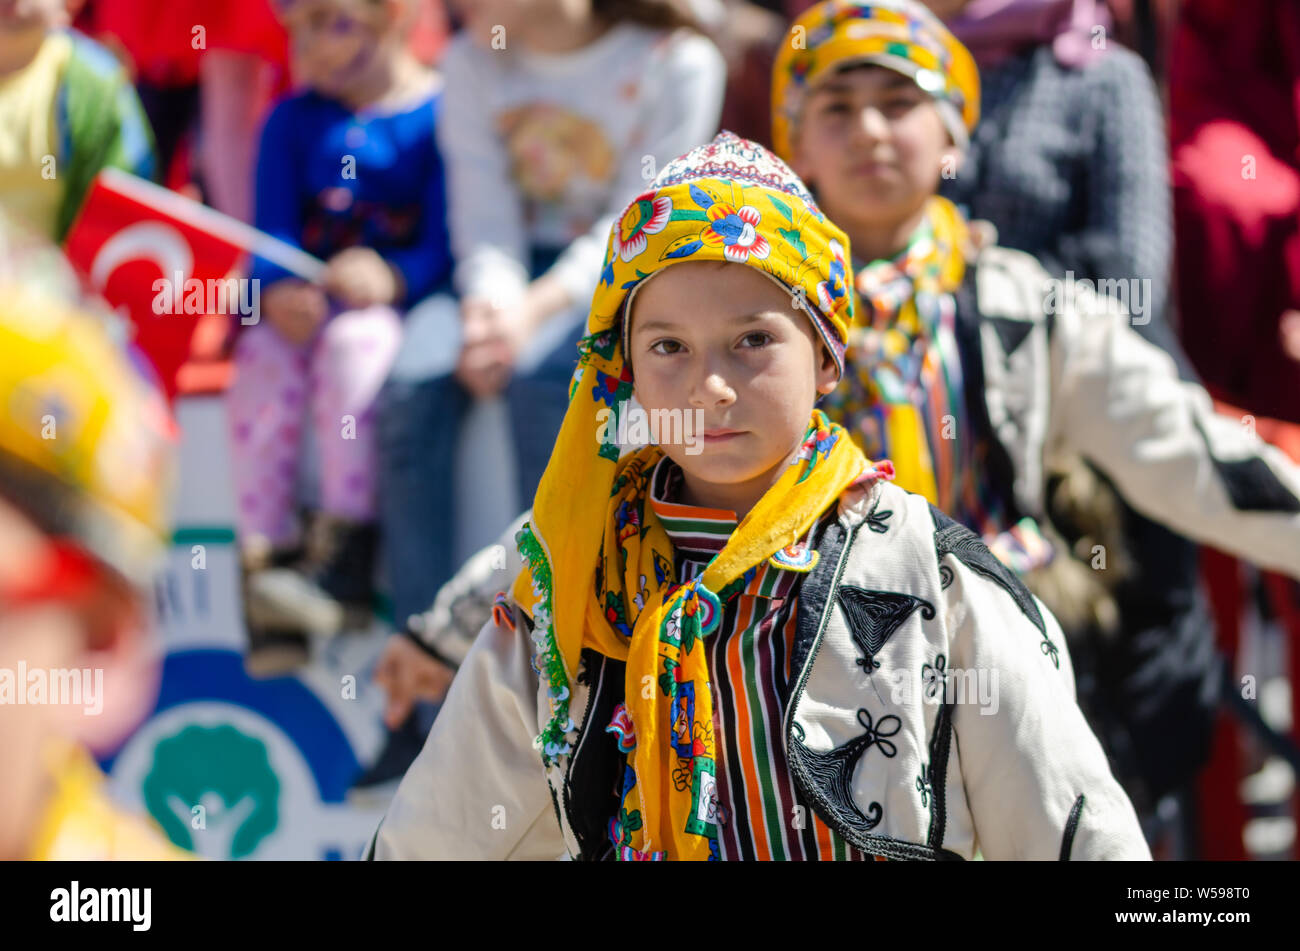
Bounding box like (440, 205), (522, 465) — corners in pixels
(770, 0), (1300, 813)
(368, 131), (1149, 861)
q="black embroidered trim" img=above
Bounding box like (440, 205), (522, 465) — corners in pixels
(574, 653), (592, 687)
(360, 824), (379, 861)
(954, 268), (1021, 522)
(789, 521), (848, 679)
(548, 784), (566, 855)
(986, 315), (1034, 359)
(786, 707), (899, 835)
(786, 523), (965, 861)
(1060, 794), (1086, 861)
(929, 503), (1059, 666)
(926, 699), (954, 850)
(837, 586), (935, 675)
(939, 564), (954, 589)
(562, 649), (625, 860)
(1193, 418), (1300, 514)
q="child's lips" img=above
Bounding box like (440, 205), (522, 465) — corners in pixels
(849, 159), (898, 178)
(703, 428), (744, 443)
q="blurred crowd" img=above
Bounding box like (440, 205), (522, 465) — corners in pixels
(2, 0), (1300, 860)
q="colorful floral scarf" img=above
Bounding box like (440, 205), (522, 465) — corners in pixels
(510, 133), (882, 860)
(589, 414), (875, 861)
(823, 195), (972, 515)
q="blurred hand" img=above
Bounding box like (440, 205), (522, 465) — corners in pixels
(261, 280), (329, 346)
(324, 247), (400, 310)
(372, 633), (456, 730)
(454, 296), (530, 399)
(1282, 310), (1300, 364)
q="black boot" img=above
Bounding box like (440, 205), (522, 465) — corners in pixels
(244, 514), (379, 638)
(240, 539), (311, 678)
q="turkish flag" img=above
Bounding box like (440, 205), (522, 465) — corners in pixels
(64, 169), (323, 402)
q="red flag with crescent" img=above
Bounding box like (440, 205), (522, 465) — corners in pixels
(64, 169), (324, 403)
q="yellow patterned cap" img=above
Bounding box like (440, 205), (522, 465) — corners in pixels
(591, 130), (855, 384)
(772, 0), (981, 161)
(0, 219), (175, 585)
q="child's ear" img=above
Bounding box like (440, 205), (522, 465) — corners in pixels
(815, 342), (838, 395)
(940, 143), (964, 181)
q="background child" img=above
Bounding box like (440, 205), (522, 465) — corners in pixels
(230, 0), (453, 674)
(377, 0), (727, 640)
(0, 0), (155, 240)
(773, 0), (1300, 825)
(920, 0), (1213, 828)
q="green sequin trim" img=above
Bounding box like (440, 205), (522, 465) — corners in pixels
(515, 522), (573, 765)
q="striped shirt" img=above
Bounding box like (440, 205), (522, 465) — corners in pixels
(647, 458), (879, 861)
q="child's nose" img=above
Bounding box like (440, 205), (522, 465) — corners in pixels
(854, 106), (892, 144)
(689, 370), (736, 408)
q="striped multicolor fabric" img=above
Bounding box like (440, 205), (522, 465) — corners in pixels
(646, 459), (879, 861)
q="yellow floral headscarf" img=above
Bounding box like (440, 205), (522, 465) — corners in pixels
(771, 0), (981, 162)
(511, 132), (890, 860)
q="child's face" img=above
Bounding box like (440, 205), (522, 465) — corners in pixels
(791, 66), (960, 246)
(627, 261), (838, 514)
(283, 0), (395, 97)
(919, 0), (973, 19)
(450, 0), (535, 48)
(0, 0), (66, 32)
(0, 496), (156, 858)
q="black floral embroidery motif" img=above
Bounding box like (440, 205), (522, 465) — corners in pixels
(922, 654), (947, 700)
(838, 586), (936, 674)
(866, 504), (893, 534)
(916, 763), (932, 808)
(929, 504), (1060, 668)
(1041, 639), (1060, 668)
(938, 564), (954, 589)
(786, 708), (900, 836)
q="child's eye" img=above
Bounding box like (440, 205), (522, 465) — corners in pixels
(649, 339), (683, 355)
(740, 331), (772, 349)
(883, 96), (922, 116)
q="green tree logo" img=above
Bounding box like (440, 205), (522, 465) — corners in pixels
(142, 724), (280, 858)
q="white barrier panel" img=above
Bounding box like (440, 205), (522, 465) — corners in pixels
(101, 397), (393, 860)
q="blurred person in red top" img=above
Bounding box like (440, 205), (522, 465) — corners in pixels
(1170, 0), (1300, 425)
(77, 0), (290, 221)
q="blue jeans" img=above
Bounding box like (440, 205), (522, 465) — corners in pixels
(377, 252), (582, 626)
